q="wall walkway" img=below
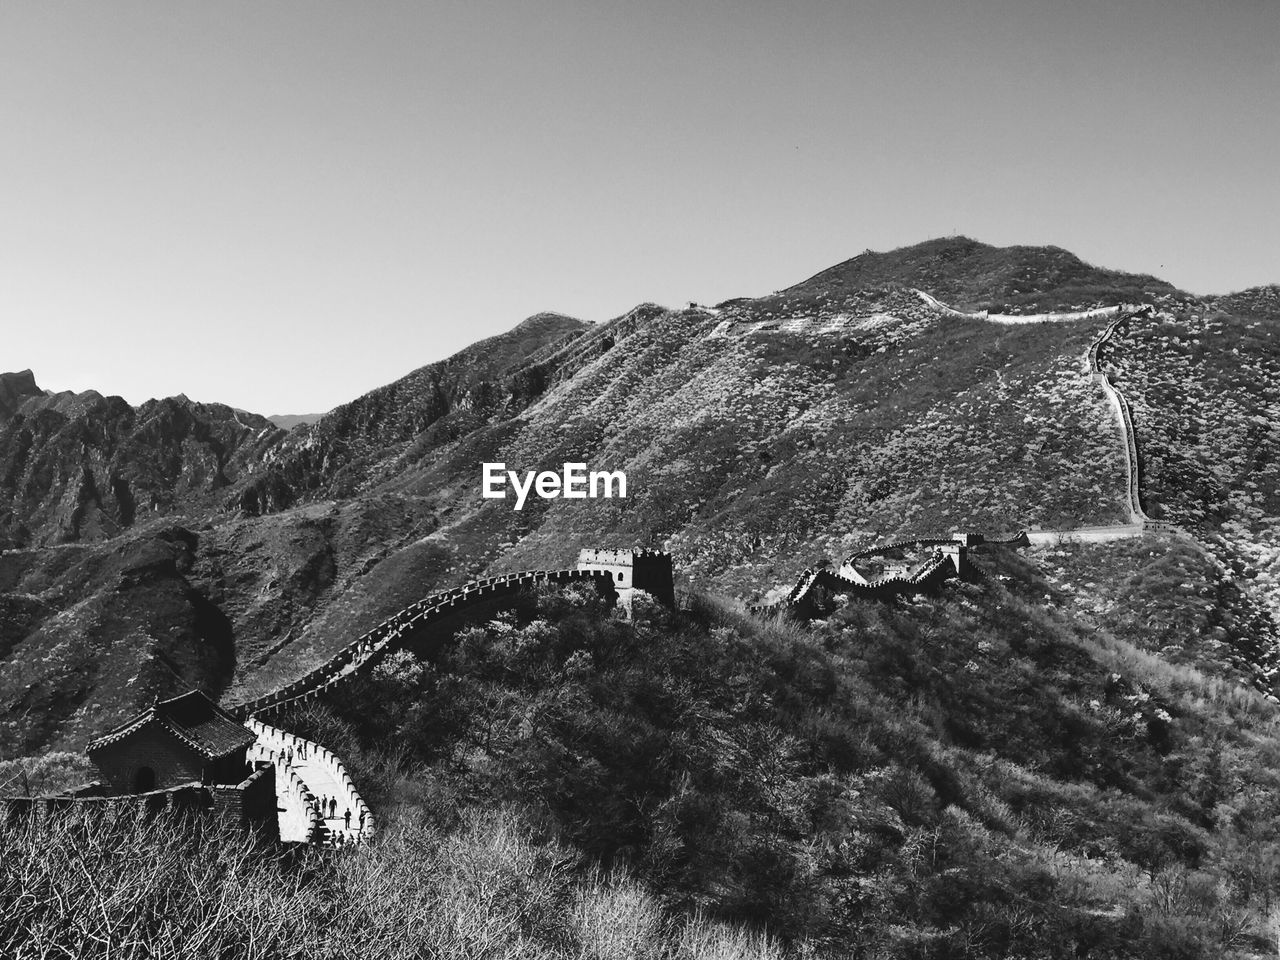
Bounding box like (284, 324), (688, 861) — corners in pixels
(233, 569), (614, 720)
(222, 568), (614, 846)
(910, 289), (1135, 325)
(246, 719), (371, 846)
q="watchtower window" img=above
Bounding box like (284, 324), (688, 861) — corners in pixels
(617, 572), (623, 581)
(134, 766), (156, 793)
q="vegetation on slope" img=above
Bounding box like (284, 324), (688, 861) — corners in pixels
(2, 806), (788, 960)
(0, 526), (239, 754)
(238, 312), (590, 511)
(1098, 295), (1280, 684)
(482, 293), (1128, 597)
(256, 566), (1280, 959)
(776, 237), (1180, 316)
(1031, 537), (1280, 693)
(775, 237), (1177, 315)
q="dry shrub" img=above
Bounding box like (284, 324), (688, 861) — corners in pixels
(676, 912), (786, 960)
(2, 804), (790, 960)
(572, 871), (666, 960)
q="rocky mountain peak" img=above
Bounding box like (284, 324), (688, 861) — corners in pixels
(0, 370), (45, 422)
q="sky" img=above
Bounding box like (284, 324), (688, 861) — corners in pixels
(2, 0), (1277, 415)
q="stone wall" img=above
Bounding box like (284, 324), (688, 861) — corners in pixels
(2, 767), (277, 838)
(752, 547), (961, 619)
(208, 764), (278, 840)
(246, 719), (340, 844)
(234, 568), (618, 720)
(912, 288), (1134, 325)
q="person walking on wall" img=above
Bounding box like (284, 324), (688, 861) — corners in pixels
(344, 808), (351, 830)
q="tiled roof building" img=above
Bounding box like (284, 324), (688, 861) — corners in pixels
(87, 691), (257, 795)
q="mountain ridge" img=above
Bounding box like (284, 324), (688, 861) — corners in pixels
(2, 237), (1278, 757)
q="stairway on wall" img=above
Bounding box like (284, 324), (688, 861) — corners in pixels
(246, 718), (373, 846)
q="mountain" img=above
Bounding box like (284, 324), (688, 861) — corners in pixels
(237, 311), (590, 511)
(1, 237), (1278, 758)
(0, 376), (282, 549)
(265, 413), (327, 431)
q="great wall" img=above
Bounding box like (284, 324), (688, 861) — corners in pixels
(3, 290), (1185, 843)
(1, 554), (672, 844)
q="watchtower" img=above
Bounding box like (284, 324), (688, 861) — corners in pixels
(576, 547), (675, 608)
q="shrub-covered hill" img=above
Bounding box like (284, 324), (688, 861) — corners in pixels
(774, 236), (1177, 315)
(438, 287), (1127, 598)
(1093, 292), (1280, 654)
(236, 311), (590, 512)
(265, 568), (1280, 959)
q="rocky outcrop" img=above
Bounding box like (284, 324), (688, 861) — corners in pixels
(0, 384), (281, 548)
(0, 370), (45, 423)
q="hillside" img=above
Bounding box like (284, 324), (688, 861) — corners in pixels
(236, 311), (591, 511)
(2, 237), (1279, 756)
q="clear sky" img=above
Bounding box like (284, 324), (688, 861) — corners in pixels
(2, 1), (1277, 415)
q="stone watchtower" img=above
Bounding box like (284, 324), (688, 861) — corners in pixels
(576, 547), (675, 608)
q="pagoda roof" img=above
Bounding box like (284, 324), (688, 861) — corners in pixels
(87, 690), (255, 760)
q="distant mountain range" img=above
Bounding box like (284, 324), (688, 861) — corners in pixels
(2, 237), (1277, 756)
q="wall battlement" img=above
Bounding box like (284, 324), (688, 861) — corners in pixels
(2, 765), (279, 841)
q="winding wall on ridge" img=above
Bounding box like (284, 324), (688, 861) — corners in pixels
(755, 292), (1184, 615)
(751, 547), (958, 617)
(232, 568), (616, 720)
